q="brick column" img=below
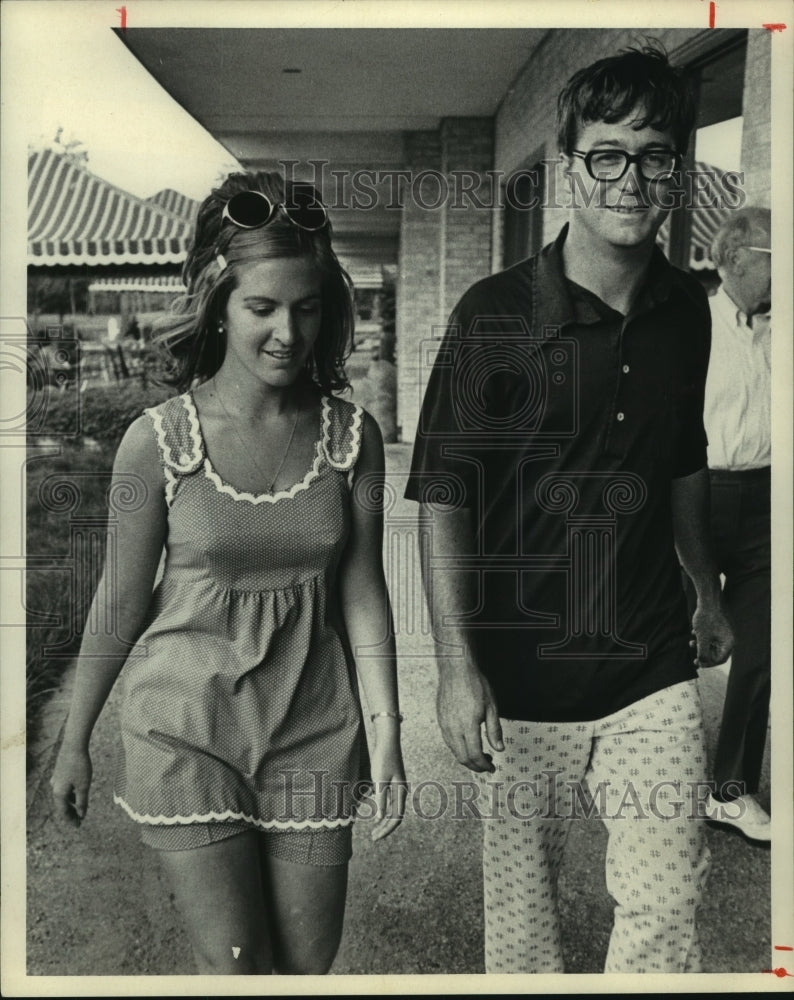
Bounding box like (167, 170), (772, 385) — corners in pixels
(439, 117), (494, 318)
(396, 131), (443, 442)
(397, 119), (495, 443)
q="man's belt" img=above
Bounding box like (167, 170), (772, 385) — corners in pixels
(709, 466), (771, 483)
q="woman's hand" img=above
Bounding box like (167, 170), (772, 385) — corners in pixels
(50, 744), (93, 828)
(368, 723), (406, 842)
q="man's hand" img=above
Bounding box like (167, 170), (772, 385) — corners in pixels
(436, 662), (504, 772)
(690, 602), (734, 667)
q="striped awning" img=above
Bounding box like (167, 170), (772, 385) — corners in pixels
(88, 274), (186, 293)
(657, 160), (733, 270)
(28, 147), (195, 265)
(146, 188), (201, 223)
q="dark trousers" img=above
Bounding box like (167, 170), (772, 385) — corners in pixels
(687, 467), (771, 797)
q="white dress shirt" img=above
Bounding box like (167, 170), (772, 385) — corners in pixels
(704, 283), (771, 471)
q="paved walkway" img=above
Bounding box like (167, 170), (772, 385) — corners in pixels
(24, 444), (772, 980)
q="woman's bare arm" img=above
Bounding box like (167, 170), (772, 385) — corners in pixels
(50, 415), (167, 825)
(338, 412), (406, 840)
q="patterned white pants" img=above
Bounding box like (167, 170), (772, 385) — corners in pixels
(479, 680), (711, 973)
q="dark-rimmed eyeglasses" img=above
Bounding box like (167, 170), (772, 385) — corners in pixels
(571, 148), (682, 182)
(221, 188), (328, 232)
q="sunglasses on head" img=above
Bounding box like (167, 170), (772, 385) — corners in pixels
(221, 187), (328, 232)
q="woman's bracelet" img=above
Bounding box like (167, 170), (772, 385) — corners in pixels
(370, 711), (403, 723)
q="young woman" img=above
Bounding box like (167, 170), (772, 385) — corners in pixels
(50, 171), (406, 975)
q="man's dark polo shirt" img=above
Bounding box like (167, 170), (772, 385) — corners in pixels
(405, 225), (711, 722)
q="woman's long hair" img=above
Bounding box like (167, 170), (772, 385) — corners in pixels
(156, 171), (355, 394)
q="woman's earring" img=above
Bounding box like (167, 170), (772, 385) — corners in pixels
(217, 320), (225, 335)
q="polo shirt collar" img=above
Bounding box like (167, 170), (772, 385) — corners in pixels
(534, 223), (581, 329)
(535, 223), (677, 326)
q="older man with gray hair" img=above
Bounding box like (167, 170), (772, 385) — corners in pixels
(699, 206), (772, 844)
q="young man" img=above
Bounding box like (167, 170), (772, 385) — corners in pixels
(699, 208), (772, 843)
(405, 46), (733, 973)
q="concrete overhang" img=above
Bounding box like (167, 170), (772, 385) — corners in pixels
(117, 27), (547, 268)
(117, 28), (547, 160)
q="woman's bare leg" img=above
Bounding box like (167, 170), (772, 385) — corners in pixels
(261, 851), (348, 975)
(157, 830), (273, 974)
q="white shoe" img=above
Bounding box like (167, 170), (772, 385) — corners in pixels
(705, 793), (771, 845)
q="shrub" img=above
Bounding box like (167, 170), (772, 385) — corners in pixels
(26, 443), (117, 769)
(25, 380), (172, 769)
(27, 381), (173, 447)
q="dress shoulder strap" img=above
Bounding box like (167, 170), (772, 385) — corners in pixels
(144, 392), (205, 475)
(320, 396), (365, 471)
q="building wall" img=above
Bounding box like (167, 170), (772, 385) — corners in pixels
(740, 30), (772, 210)
(396, 119), (493, 441)
(439, 117), (494, 318)
(396, 131), (442, 442)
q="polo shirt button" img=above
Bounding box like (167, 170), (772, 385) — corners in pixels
(616, 412), (625, 422)
(622, 364), (630, 373)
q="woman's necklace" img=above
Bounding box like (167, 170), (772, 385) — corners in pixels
(212, 377), (301, 494)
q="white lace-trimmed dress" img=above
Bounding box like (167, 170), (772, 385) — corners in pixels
(113, 390), (370, 864)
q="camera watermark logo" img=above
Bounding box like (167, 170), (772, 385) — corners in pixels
(419, 315), (578, 441)
(12, 322), (82, 437)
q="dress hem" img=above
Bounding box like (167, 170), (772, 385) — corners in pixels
(113, 793), (356, 830)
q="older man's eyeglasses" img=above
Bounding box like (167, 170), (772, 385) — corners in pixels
(744, 246), (771, 254)
(571, 148), (682, 182)
(221, 188), (328, 232)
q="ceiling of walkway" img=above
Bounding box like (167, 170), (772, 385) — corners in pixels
(119, 28), (545, 162)
(118, 27), (546, 266)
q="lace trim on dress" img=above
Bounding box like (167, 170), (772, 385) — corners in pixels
(201, 447), (324, 505)
(113, 794), (354, 830)
(163, 467), (178, 509)
(321, 397), (364, 471)
(177, 391), (363, 505)
(145, 396), (204, 474)
(183, 388), (324, 504)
